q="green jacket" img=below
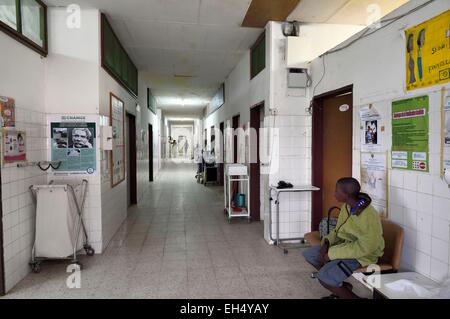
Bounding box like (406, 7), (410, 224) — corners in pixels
(321, 194), (385, 267)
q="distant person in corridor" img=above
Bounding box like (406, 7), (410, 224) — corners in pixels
(303, 177), (385, 299)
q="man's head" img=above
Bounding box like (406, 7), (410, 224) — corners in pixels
(72, 128), (91, 148)
(334, 177), (361, 203)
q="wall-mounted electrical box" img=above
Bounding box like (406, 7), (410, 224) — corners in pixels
(287, 68), (309, 88)
(101, 126), (113, 150)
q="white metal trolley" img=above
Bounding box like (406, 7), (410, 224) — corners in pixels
(224, 164), (251, 222)
(269, 185), (320, 254)
(29, 179), (95, 273)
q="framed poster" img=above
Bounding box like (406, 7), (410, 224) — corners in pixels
(361, 152), (388, 218)
(49, 115), (97, 175)
(405, 10), (450, 91)
(110, 93), (125, 187)
(208, 83), (225, 115)
(391, 96), (429, 172)
(2, 129), (26, 163)
(0, 96), (15, 127)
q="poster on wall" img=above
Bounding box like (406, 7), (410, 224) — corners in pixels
(2, 129), (26, 163)
(208, 83), (225, 115)
(361, 152), (388, 217)
(110, 93), (125, 187)
(50, 115), (97, 175)
(443, 89), (450, 172)
(405, 10), (450, 91)
(0, 96), (16, 127)
(391, 96), (429, 172)
(360, 104), (383, 152)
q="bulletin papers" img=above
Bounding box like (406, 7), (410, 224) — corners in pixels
(361, 152), (388, 217)
(50, 115), (97, 176)
(391, 96), (429, 172)
(360, 104), (383, 152)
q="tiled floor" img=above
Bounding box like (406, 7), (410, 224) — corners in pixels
(2, 161), (369, 299)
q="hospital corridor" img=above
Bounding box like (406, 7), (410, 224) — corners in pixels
(0, 0), (450, 305)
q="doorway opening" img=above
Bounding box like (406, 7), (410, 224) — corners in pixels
(149, 124), (154, 182)
(311, 85), (353, 231)
(250, 102), (264, 221)
(126, 113), (137, 207)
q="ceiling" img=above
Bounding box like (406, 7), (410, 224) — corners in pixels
(45, 0), (410, 112)
(287, 0), (410, 25)
(46, 0), (261, 111)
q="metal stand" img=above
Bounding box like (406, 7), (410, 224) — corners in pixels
(269, 185), (320, 254)
(29, 179), (95, 273)
(224, 164), (250, 223)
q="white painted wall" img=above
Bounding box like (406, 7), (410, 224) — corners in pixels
(45, 8), (103, 257)
(309, 0), (450, 281)
(46, 8), (100, 115)
(286, 24), (365, 68)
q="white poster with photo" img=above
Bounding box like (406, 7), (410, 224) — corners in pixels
(361, 152), (388, 217)
(48, 115), (98, 176)
(362, 118), (384, 152)
(445, 95), (450, 148)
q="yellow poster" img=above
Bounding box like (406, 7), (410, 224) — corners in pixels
(405, 10), (450, 91)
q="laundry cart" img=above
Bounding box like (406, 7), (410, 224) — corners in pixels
(29, 179), (95, 273)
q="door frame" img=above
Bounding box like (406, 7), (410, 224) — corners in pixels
(127, 113), (137, 206)
(149, 124), (154, 182)
(0, 178), (5, 296)
(250, 102), (264, 221)
(311, 84), (353, 231)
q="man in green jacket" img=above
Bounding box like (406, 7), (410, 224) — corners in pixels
(303, 177), (385, 299)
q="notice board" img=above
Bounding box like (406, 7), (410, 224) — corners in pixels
(391, 96), (429, 172)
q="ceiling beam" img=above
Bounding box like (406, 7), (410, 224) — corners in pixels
(242, 0), (300, 28)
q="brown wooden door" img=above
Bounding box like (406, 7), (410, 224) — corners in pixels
(312, 86), (353, 230)
(219, 122), (224, 186)
(149, 124), (154, 182)
(322, 94), (353, 215)
(250, 103), (263, 221)
(127, 113), (137, 206)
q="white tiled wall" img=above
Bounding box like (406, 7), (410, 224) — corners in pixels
(267, 114), (312, 240)
(1, 107), (47, 292)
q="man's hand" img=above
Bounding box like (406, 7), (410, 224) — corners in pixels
(319, 240), (330, 264)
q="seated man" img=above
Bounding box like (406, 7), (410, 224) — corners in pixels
(303, 177), (385, 299)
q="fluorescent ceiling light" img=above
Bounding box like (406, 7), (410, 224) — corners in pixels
(158, 97), (210, 107)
